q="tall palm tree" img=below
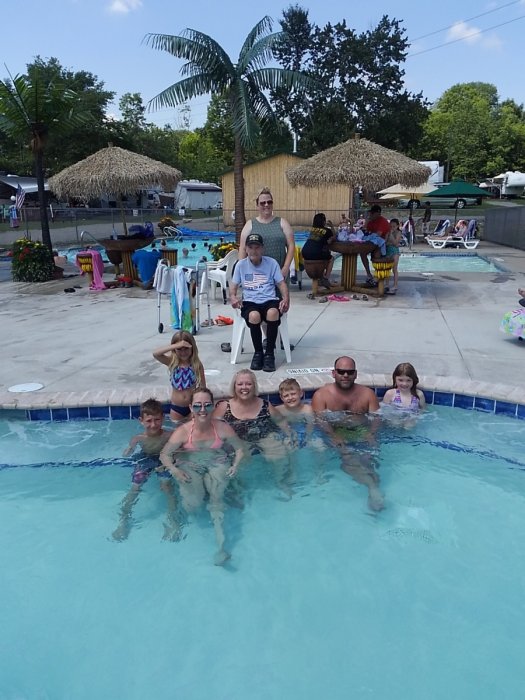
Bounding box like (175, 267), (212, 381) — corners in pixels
(145, 17), (315, 234)
(0, 69), (86, 252)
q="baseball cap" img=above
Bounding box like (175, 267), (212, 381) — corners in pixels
(246, 233), (264, 246)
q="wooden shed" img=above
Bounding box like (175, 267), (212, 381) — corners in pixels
(221, 153), (353, 227)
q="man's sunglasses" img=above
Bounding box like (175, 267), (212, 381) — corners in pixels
(259, 200), (273, 206)
(192, 402), (214, 412)
(334, 368), (357, 376)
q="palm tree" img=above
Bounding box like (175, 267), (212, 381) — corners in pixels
(145, 17), (315, 235)
(0, 69), (86, 252)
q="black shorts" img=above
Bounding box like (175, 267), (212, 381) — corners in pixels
(241, 299), (281, 323)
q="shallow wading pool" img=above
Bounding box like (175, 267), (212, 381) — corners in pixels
(1, 403), (523, 700)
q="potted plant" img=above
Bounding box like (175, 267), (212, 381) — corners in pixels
(11, 239), (55, 282)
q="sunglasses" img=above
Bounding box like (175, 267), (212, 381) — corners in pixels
(192, 402), (214, 412)
(175, 345), (192, 352)
(335, 368), (357, 376)
(259, 200), (273, 206)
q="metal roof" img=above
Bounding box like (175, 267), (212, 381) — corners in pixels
(0, 175), (49, 193)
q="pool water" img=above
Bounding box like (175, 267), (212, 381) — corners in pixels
(1, 407), (523, 699)
(397, 253), (502, 273)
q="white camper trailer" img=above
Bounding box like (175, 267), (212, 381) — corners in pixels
(492, 171), (525, 198)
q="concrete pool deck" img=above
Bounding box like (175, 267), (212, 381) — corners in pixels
(1, 240), (524, 412)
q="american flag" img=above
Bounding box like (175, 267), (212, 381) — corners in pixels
(15, 184), (26, 210)
(243, 271), (268, 289)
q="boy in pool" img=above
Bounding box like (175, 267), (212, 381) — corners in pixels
(276, 379), (313, 424)
(112, 399), (180, 542)
(276, 379), (325, 480)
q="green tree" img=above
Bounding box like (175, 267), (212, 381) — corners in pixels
(488, 99), (525, 175)
(145, 16), (314, 233)
(25, 57), (114, 173)
(119, 92), (147, 130)
(420, 83), (499, 180)
(271, 6), (428, 156)
(0, 67), (89, 252)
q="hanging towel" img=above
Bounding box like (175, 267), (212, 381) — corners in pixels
(153, 260), (174, 294)
(170, 266), (193, 331)
(75, 250), (106, 290)
(89, 249), (106, 290)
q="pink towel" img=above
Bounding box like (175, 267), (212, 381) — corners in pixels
(76, 250), (106, 290)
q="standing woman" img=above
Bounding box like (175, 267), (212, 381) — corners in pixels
(153, 330), (206, 422)
(239, 188), (295, 279)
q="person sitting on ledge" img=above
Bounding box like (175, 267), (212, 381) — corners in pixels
(360, 205), (390, 287)
(301, 213), (336, 289)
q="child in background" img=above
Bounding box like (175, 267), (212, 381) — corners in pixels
(385, 218), (403, 294)
(153, 330), (206, 422)
(382, 362), (426, 411)
(112, 398), (179, 542)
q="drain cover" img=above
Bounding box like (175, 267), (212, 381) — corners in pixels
(8, 382), (44, 393)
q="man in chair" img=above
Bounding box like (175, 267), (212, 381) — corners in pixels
(229, 233), (289, 373)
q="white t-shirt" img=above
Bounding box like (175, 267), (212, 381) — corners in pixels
(233, 256), (284, 303)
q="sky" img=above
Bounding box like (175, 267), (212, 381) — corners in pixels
(3, 0), (525, 130)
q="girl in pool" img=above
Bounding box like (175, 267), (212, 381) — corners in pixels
(382, 362), (426, 411)
(153, 330), (206, 421)
(159, 388), (245, 565)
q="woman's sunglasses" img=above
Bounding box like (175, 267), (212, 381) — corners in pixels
(192, 402), (214, 412)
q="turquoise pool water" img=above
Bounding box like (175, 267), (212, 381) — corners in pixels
(1, 407), (523, 699)
(398, 253), (502, 273)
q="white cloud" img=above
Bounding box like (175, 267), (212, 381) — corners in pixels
(107, 0), (142, 14)
(447, 20), (502, 50)
(447, 21), (481, 44)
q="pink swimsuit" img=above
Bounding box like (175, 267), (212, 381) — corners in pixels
(392, 389), (420, 410)
(182, 422), (223, 450)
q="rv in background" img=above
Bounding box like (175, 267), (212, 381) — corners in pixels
(491, 172), (525, 199)
(418, 161), (445, 185)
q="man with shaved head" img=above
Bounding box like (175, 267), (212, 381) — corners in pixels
(312, 356), (384, 511)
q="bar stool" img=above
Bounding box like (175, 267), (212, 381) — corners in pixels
(230, 309), (292, 365)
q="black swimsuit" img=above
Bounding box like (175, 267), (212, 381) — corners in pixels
(223, 399), (279, 442)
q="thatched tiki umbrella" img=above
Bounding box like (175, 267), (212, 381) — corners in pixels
(286, 137), (430, 212)
(48, 146), (182, 235)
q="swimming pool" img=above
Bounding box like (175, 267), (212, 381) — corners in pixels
(398, 253), (503, 273)
(1, 406), (523, 699)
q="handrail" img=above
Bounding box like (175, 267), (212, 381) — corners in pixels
(80, 230), (102, 246)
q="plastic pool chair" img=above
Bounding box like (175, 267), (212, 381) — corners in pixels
(200, 249), (238, 303)
(230, 309), (292, 365)
(427, 219), (479, 250)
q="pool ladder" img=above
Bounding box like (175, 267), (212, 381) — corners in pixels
(80, 230), (102, 246)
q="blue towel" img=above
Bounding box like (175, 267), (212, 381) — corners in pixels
(362, 234), (386, 257)
(170, 266), (193, 331)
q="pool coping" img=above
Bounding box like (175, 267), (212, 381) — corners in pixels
(1, 374), (523, 421)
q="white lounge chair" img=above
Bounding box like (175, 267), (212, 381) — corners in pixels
(427, 219), (479, 250)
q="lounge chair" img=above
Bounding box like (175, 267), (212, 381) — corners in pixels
(427, 219), (479, 250)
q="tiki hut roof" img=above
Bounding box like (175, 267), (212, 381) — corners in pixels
(48, 146), (182, 199)
(286, 138), (430, 191)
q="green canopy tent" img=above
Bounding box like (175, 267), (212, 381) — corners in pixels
(425, 180), (492, 222)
